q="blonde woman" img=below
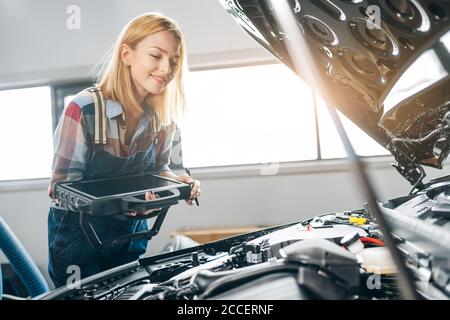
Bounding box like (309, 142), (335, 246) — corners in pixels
(48, 13), (200, 288)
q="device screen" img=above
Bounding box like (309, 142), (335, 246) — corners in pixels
(67, 174), (181, 197)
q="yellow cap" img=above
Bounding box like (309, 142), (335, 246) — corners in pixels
(349, 216), (367, 225)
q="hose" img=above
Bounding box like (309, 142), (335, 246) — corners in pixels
(0, 216), (49, 298)
(0, 262), (2, 300)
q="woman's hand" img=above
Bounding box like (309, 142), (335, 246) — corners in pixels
(176, 174), (201, 206)
(127, 191), (162, 217)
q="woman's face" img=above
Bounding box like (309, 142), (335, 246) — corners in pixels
(122, 30), (180, 101)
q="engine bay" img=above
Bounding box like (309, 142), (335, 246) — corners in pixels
(39, 174), (450, 300)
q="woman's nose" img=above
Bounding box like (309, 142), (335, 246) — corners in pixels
(159, 58), (171, 74)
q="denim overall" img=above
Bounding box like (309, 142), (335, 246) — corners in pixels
(48, 90), (158, 289)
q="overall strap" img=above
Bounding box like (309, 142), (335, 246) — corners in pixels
(87, 87), (107, 145)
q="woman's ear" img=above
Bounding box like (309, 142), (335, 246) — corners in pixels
(120, 43), (131, 66)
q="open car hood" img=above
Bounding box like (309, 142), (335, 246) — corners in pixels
(219, 0), (450, 185)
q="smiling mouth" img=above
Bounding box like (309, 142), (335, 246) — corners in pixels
(150, 74), (166, 86)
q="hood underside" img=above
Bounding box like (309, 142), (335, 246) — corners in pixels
(219, 0), (450, 183)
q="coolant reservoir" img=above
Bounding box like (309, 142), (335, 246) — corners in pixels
(358, 247), (397, 275)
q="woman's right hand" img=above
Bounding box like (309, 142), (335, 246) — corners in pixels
(175, 174), (201, 206)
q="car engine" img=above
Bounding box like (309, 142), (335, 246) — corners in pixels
(39, 174), (450, 300)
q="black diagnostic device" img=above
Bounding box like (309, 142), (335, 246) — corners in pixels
(54, 172), (191, 251)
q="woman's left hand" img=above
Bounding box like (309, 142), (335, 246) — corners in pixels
(127, 191), (162, 217)
(176, 174), (201, 206)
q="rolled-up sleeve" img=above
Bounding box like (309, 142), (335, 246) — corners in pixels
(50, 102), (88, 195)
(155, 122), (177, 174)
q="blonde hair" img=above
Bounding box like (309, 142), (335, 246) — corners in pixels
(96, 12), (186, 127)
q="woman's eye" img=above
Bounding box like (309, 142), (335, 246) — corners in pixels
(150, 54), (161, 59)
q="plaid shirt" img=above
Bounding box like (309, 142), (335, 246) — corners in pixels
(50, 89), (176, 193)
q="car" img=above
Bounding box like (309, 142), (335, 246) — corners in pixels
(36, 0), (450, 300)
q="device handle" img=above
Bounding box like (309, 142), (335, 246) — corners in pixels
(121, 189), (179, 214)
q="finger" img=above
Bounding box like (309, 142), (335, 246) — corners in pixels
(133, 207), (160, 216)
(145, 191), (158, 200)
(190, 181), (200, 196)
(140, 208), (162, 215)
(191, 187), (201, 199)
(180, 174), (194, 184)
(190, 193), (200, 200)
(151, 191), (160, 199)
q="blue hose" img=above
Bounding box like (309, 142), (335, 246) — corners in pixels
(0, 262), (3, 300)
(0, 216), (49, 298)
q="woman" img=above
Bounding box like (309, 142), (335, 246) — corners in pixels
(48, 12), (200, 288)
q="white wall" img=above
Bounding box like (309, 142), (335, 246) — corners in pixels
(0, 0), (272, 88)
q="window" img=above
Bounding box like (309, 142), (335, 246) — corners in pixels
(0, 86), (53, 180)
(317, 95), (390, 159)
(182, 64), (318, 168)
(181, 63), (397, 167)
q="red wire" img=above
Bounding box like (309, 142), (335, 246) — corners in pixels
(360, 237), (384, 246)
